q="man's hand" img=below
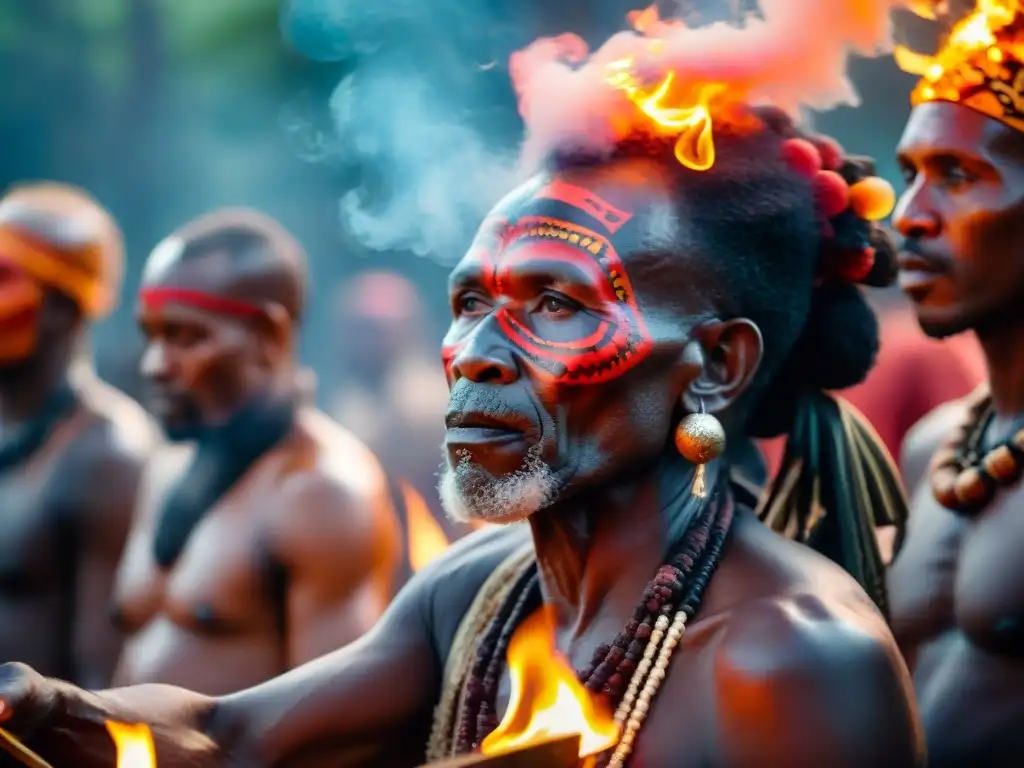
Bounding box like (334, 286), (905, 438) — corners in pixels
(0, 662), (221, 768)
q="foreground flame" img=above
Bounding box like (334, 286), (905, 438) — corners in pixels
(895, 0), (1022, 99)
(401, 480), (451, 572)
(604, 5), (723, 170)
(106, 721), (156, 768)
(480, 607), (620, 759)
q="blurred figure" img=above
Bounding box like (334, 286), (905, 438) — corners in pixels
(0, 182), (154, 686)
(761, 290), (984, 466)
(330, 270), (471, 581)
(112, 209), (401, 695)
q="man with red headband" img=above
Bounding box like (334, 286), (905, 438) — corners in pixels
(888, 2), (1024, 765)
(108, 208), (401, 695)
(0, 182), (154, 688)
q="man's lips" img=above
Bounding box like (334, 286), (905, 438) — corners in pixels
(897, 250), (950, 296)
(445, 410), (531, 445)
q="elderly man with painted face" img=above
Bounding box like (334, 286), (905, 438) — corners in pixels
(0, 182), (154, 690)
(0, 24), (923, 768)
(105, 208), (401, 696)
(887, 3), (1024, 766)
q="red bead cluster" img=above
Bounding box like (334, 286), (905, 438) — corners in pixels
(779, 136), (893, 285)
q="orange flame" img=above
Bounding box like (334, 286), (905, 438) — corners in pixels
(401, 480), (452, 572)
(106, 721), (156, 768)
(604, 6), (724, 171)
(895, 0), (1022, 100)
(480, 607), (620, 760)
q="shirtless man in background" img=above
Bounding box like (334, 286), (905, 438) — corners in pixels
(0, 182), (153, 687)
(889, 3), (1024, 764)
(112, 208), (401, 695)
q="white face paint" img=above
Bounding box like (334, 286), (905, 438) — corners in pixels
(143, 236), (186, 283)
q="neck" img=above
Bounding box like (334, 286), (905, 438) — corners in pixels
(0, 353), (71, 427)
(528, 450), (720, 638)
(978, 317), (1024, 418)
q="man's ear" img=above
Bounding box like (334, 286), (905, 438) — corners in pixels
(253, 301), (292, 369)
(681, 318), (763, 414)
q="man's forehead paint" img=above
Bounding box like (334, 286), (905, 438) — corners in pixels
(531, 179), (634, 234)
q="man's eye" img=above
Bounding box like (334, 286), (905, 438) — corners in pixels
(539, 294), (577, 317)
(457, 293), (488, 315)
(939, 164), (977, 188)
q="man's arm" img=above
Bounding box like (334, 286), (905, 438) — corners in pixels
(272, 472), (400, 665)
(0, 543), (446, 768)
(66, 432), (148, 689)
(714, 594), (925, 767)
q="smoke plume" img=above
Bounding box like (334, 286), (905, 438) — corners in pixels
(513, 0), (909, 168)
(281, 1), (908, 263)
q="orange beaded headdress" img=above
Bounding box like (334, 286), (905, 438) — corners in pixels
(896, 1), (1024, 132)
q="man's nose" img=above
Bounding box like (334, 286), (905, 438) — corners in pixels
(893, 181), (941, 239)
(139, 342), (171, 381)
(450, 325), (519, 385)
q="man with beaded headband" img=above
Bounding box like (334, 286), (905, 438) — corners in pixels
(888, 1), (1024, 764)
(0, 3), (922, 766)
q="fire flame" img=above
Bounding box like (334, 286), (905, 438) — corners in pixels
(401, 480), (451, 572)
(106, 721), (156, 768)
(895, 0), (1022, 101)
(480, 607), (620, 760)
(604, 5), (724, 171)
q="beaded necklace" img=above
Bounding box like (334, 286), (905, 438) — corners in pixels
(930, 386), (1024, 515)
(448, 484), (734, 767)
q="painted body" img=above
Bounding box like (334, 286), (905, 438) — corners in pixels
(889, 100), (1024, 767)
(0, 153), (919, 766)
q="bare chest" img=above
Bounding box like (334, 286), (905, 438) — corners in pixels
(489, 622), (719, 767)
(114, 469), (283, 636)
(892, 483), (1024, 657)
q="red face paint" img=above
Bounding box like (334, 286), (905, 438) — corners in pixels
(533, 180), (633, 234)
(138, 287), (263, 318)
(445, 181), (653, 386)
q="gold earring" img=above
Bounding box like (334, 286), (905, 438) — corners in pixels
(674, 400), (726, 498)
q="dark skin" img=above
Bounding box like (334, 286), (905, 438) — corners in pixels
(0, 163), (921, 767)
(890, 100), (1024, 766)
(0, 201), (153, 690)
(111, 212), (401, 695)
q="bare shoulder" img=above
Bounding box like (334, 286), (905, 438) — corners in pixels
(704, 514), (923, 766)
(268, 408), (400, 566)
(899, 396), (971, 496)
(59, 376), (158, 505)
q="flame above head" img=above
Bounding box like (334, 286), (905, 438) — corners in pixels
(895, 0), (1024, 105)
(106, 721), (156, 768)
(604, 6), (723, 171)
(510, 1), (906, 175)
(480, 607), (620, 760)
(400, 480), (451, 572)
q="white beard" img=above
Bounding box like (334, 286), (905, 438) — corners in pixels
(438, 443), (557, 524)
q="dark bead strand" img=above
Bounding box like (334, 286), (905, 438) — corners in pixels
(595, 501), (719, 701)
(455, 565), (539, 754)
(474, 574), (541, 748)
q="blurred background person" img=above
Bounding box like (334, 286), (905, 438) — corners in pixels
(111, 208), (401, 695)
(0, 182), (155, 687)
(328, 271), (476, 583)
